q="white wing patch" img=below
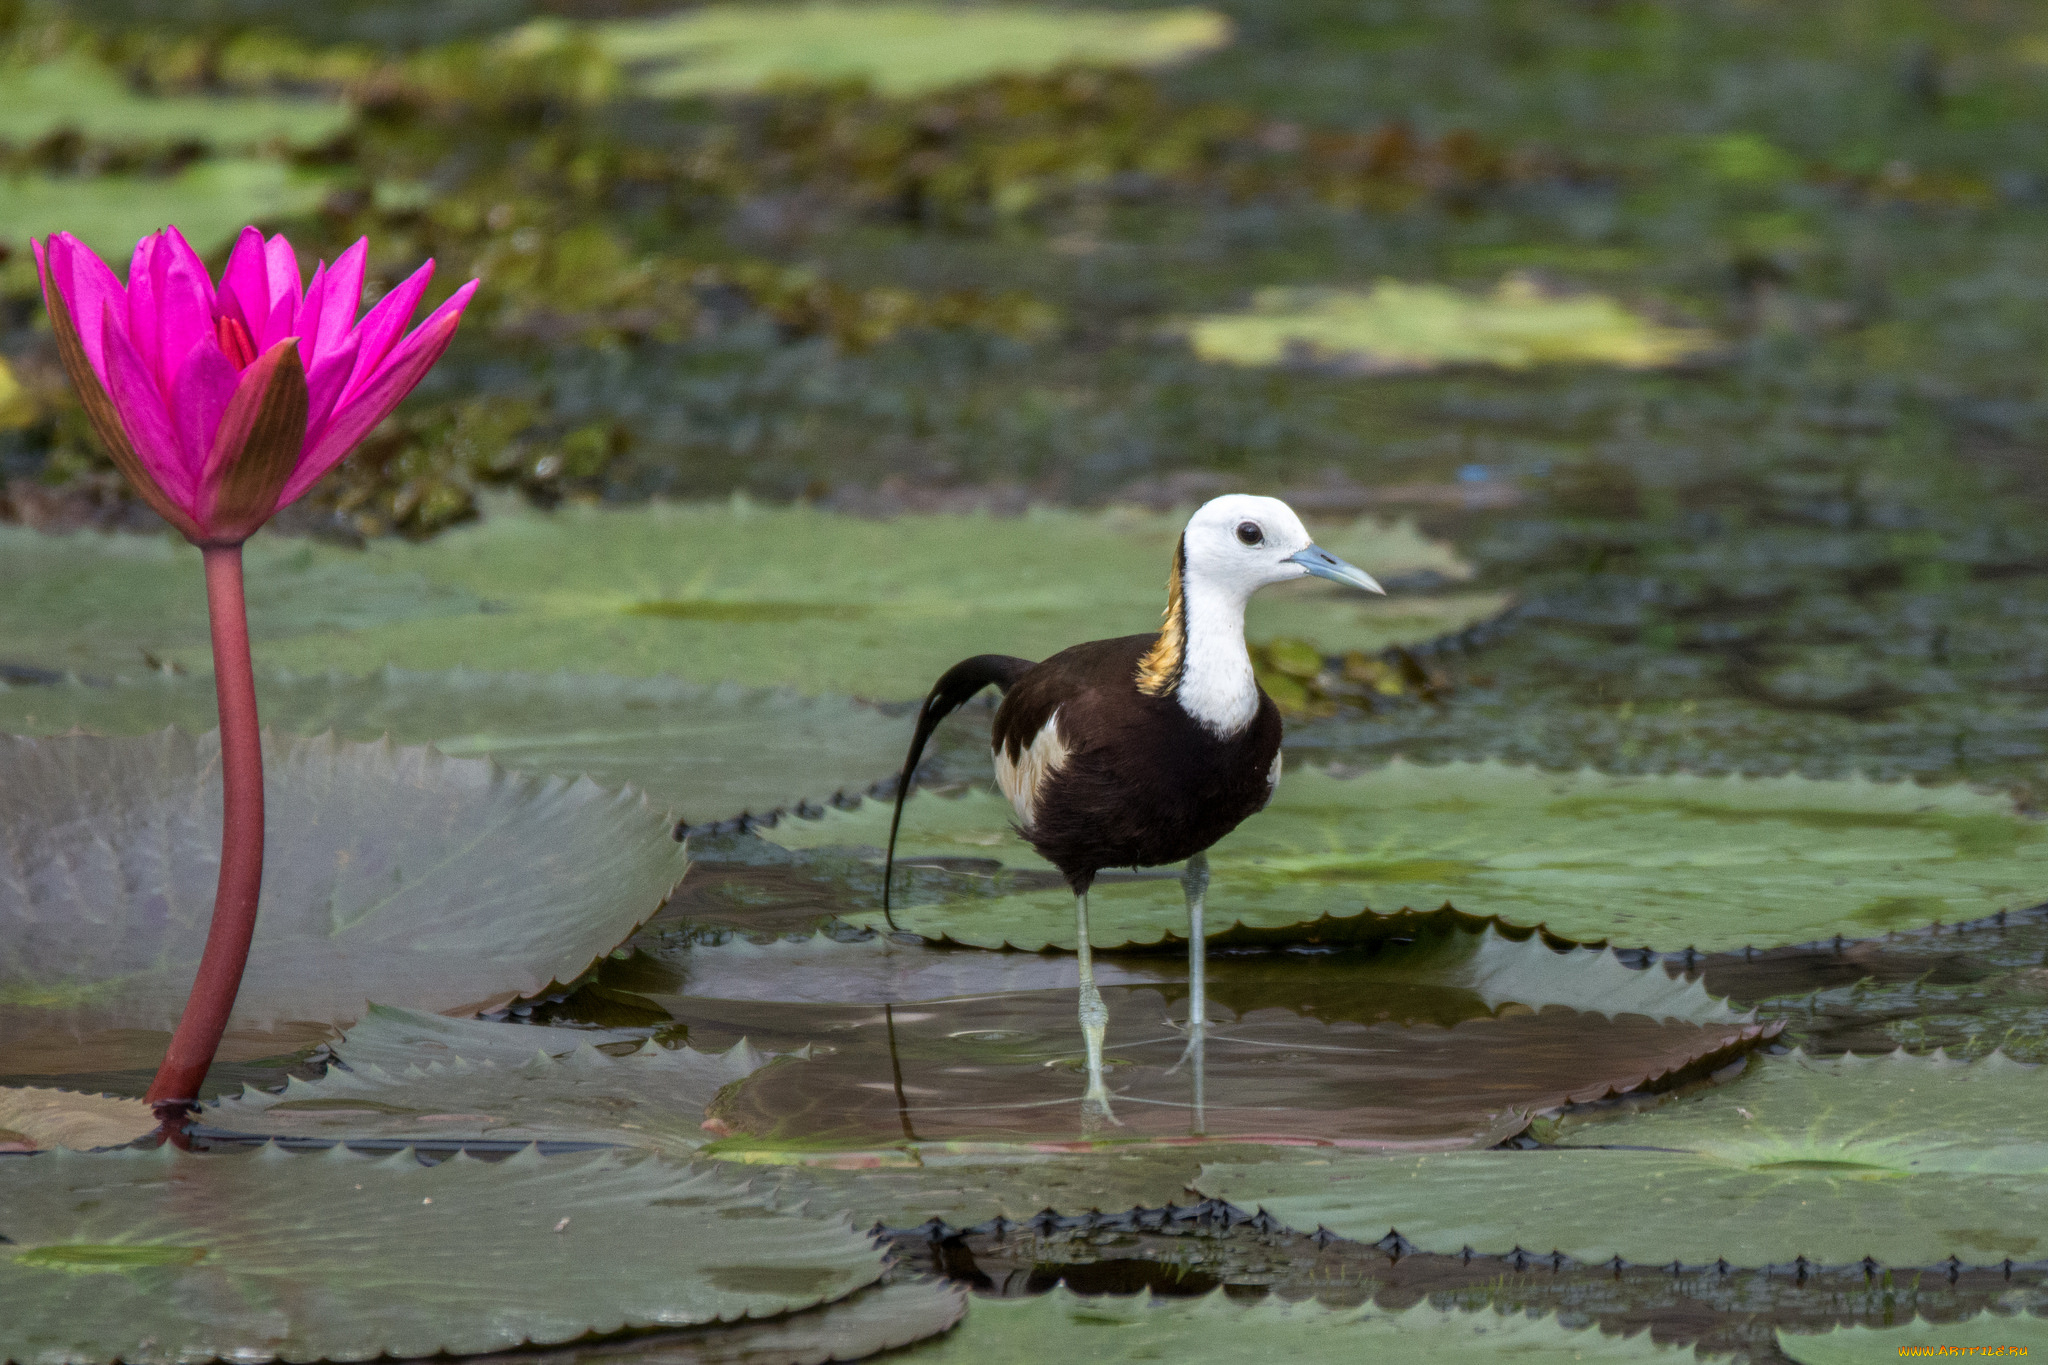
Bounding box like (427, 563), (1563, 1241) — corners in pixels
(1264, 750), (1282, 805)
(994, 711), (1068, 831)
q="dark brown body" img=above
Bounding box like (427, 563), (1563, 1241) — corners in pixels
(880, 635), (1284, 919)
(993, 634), (1283, 892)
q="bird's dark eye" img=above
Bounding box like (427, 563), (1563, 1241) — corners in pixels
(1236, 521), (1263, 546)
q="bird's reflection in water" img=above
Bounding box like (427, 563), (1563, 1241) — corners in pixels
(707, 968), (1770, 1151)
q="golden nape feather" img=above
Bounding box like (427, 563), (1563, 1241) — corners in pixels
(1134, 540), (1187, 697)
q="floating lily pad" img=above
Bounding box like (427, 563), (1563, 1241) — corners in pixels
(1539, 1046), (2048, 1170)
(879, 1287), (1711, 1363)
(632, 914), (1741, 1025)
(0, 731), (687, 1074)
(209, 1006), (778, 1155)
(1188, 277), (1716, 374)
(1778, 1310), (2048, 1364)
(1199, 1052), (2048, 1268)
(0, 668), (914, 828)
(0, 160), (337, 259)
(586, 3), (1232, 98)
(0, 54), (351, 149)
(0, 1146), (887, 1365)
(770, 762), (2048, 952)
(702, 982), (1768, 1152)
(0, 1087), (154, 1152)
(0, 506), (1494, 698)
(449, 1279), (969, 1365)
(745, 1146), (1230, 1229)
(0, 523), (482, 684)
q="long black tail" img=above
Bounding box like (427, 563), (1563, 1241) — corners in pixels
(882, 653), (1034, 929)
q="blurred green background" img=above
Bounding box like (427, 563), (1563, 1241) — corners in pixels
(5, 0), (2048, 788)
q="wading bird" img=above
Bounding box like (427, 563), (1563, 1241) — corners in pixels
(882, 495), (1385, 1114)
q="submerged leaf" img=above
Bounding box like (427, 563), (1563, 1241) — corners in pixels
(772, 762), (2048, 952)
(588, 3), (1232, 97)
(1189, 277), (1716, 374)
(1199, 1051), (2048, 1268)
(703, 982), (1769, 1152)
(0, 732), (687, 1068)
(884, 1286), (1707, 1362)
(0, 668), (914, 828)
(0, 1147), (885, 1365)
(0, 1087), (153, 1152)
(209, 1006), (776, 1155)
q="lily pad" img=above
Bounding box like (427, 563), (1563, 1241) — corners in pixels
(1778, 1311), (2048, 1364)
(0, 668), (914, 829)
(877, 1287), (1713, 1363)
(0, 731), (687, 1069)
(1198, 1052), (2048, 1268)
(702, 982), (1769, 1152)
(0, 1087), (154, 1152)
(209, 1005), (778, 1155)
(448, 1280), (969, 1365)
(586, 3), (1232, 98)
(0, 54), (351, 149)
(743, 1146), (1229, 1229)
(1187, 277), (1716, 374)
(1539, 1046), (2048, 1170)
(769, 762), (2048, 952)
(0, 1146), (887, 1365)
(0, 160), (337, 259)
(629, 915), (1742, 1024)
(0, 506), (1496, 698)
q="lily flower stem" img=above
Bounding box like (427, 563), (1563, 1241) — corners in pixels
(145, 543), (265, 1121)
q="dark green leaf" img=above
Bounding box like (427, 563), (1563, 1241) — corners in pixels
(0, 732), (687, 1077)
(774, 763), (2048, 952)
(0, 668), (914, 828)
(1199, 1051), (2048, 1268)
(210, 1005), (776, 1155)
(0, 1146), (886, 1364)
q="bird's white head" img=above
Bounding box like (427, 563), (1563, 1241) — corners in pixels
(1180, 494), (1385, 603)
(1138, 494), (1386, 735)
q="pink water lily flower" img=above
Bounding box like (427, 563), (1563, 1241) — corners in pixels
(35, 225), (478, 546)
(34, 223), (477, 1125)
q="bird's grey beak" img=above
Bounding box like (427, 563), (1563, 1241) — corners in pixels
(1288, 544), (1385, 594)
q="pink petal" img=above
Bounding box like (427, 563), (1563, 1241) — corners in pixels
(217, 227), (269, 335)
(101, 302), (195, 509)
(302, 329), (360, 442)
(150, 228), (219, 393)
(48, 235), (127, 390)
(259, 288), (298, 354)
(169, 336), (240, 484)
(339, 259), (434, 405)
(296, 261), (331, 365)
(156, 226), (214, 300)
(125, 235), (164, 391)
(280, 302), (464, 507)
(265, 234), (304, 315)
(311, 239), (369, 357)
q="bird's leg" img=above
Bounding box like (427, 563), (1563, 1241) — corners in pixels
(1075, 889), (1117, 1122)
(1168, 851), (1211, 1073)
